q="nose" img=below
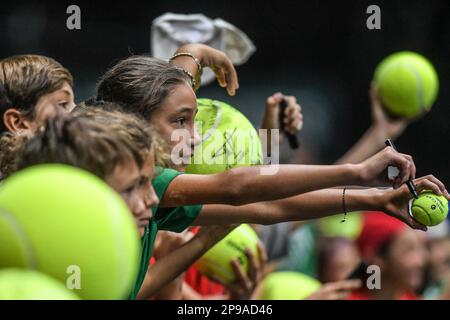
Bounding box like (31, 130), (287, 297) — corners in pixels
(132, 195), (148, 220)
(190, 125), (201, 148)
(145, 186), (159, 210)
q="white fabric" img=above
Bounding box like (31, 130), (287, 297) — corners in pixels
(151, 13), (255, 85)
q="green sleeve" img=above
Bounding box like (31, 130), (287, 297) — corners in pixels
(152, 167), (203, 233)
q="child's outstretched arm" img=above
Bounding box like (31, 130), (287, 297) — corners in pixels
(161, 146), (423, 207)
(193, 175), (448, 231)
(136, 225), (236, 300)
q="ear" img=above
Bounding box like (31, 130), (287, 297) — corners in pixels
(3, 108), (33, 133)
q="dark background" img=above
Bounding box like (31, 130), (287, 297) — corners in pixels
(1, 0), (449, 182)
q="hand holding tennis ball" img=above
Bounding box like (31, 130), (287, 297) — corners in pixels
(374, 51), (439, 118)
(380, 175), (449, 231)
(195, 224), (260, 284)
(411, 191), (449, 226)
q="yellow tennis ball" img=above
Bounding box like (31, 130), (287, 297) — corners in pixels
(0, 164), (141, 300)
(411, 191), (449, 226)
(0, 269), (80, 300)
(186, 98), (263, 174)
(195, 224), (259, 283)
(317, 211), (363, 240)
(374, 51), (439, 118)
(259, 272), (321, 300)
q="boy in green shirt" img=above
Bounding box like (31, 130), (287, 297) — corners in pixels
(13, 106), (236, 300)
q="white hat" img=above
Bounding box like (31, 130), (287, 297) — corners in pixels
(151, 13), (256, 86)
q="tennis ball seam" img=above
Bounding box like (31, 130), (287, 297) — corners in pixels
(200, 101), (223, 143)
(0, 208), (38, 269)
(403, 63), (425, 113)
(412, 204), (431, 225)
(378, 61), (425, 113)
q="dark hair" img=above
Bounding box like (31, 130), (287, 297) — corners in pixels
(17, 107), (148, 180)
(0, 55), (73, 133)
(96, 55), (190, 119)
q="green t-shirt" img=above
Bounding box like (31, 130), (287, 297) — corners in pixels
(128, 168), (203, 299)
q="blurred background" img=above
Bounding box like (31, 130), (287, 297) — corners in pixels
(0, 0), (449, 177)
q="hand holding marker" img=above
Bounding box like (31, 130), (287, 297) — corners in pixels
(385, 139), (419, 198)
(279, 99), (300, 149)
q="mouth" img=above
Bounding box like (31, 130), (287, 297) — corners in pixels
(177, 150), (193, 164)
(181, 155), (193, 164)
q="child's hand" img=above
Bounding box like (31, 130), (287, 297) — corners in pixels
(173, 44), (239, 96)
(210, 241), (268, 300)
(153, 231), (194, 259)
(381, 175), (450, 231)
(306, 279), (362, 300)
(370, 83), (410, 140)
(261, 92), (303, 135)
(355, 146), (416, 188)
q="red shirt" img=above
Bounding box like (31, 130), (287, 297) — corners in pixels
(184, 227), (226, 296)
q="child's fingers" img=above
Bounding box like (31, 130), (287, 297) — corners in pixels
(414, 175), (448, 197)
(285, 110), (303, 133)
(414, 177), (445, 197)
(220, 58), (239, 95)
(266, 93), (284, 109)
(230, 258), (252, 291)
(385, 150), (414, 188)
(245, 248), (259, 284)
(213, 67), (227, 88)
(257, 241), (268, 268)
(401, 154), (416, 179)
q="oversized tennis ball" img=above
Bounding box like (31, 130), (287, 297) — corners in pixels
(374, 51), (439, 118)
(411, 191), (449, 226)
(318, 211), (363, 240)
(186, 98), (263, 174)
(0, 269), (80, 300)
(195, 224), (259, 283)
(259, 271), (321, 300)
(0, 164), (140, 300)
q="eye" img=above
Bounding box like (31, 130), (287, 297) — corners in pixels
(58, 102), (69, 109)
(121, 185), (135, 196)
(175, 118), (186, 126)
(139, 176), (149, 188)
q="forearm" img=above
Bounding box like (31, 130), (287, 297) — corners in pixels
(193, 188), (385, 225)
(267, 188), (384, 222)
(162, 164), (361, 207)
(335, 125), (387, 164)
(137, 228), (231, 299)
